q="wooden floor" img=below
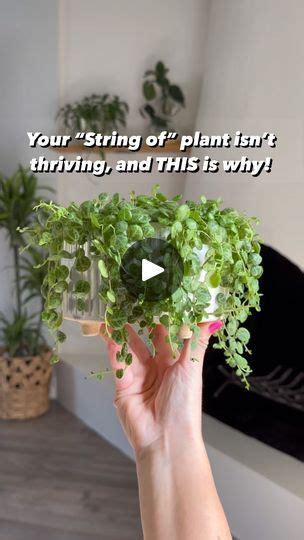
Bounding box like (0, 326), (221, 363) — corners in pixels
(0, 401), (142, 540)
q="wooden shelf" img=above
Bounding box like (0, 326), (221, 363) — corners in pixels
(49, 139), (182, 154)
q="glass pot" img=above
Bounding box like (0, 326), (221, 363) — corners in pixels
(61, 230), (223, 338)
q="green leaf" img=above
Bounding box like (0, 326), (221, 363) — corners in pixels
(56, 330), (66, 343)
(54, 281), (68, 293)
(249, 253), (262, 265)
(171, 220), (182, 237)
(227, 319), (237, 335)
(50, 353), (60, 365)
(107, 290), (116, 303)
(186, 218), (197, 230)
(75, 280), (90, 294)
(143, 104), (155, 119)
(209, 270), (221, 288)
(155, 61), (167, 80)
(236, 309), (248, 323)
(47, 294), (62, 309)
(169, 84), (185, 105)
(39, 232), (52, 246)
(176, 204), (190, 221)
(196, 286), (211, 305)
(234, 353), (249, 371)
(128, 224), (143, 241)
(111, 330), (124, 344)
(116, 368), (124, 379)
(159, 314), (170, 327)
(75, 255), (90, 272)
(98, 259), (108, 278)
(216, 292), (226, 305)
(143, 81), (156, 101)
(236, 327), (250, 344)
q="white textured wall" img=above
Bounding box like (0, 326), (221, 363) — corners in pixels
(59, 0), (208, 134)
(0, 0), (58, 314)
(185, 0), (304, 268)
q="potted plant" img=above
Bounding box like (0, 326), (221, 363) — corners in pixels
(0, 166), (53, 419)
(57, 93), (129, 136)
(140, 61), (185, 133)
(22, 186), (262, 388)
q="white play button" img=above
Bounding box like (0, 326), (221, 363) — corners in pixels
(141, 259), (164, 282)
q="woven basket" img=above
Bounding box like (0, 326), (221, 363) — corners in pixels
(0, 349), (52, 420)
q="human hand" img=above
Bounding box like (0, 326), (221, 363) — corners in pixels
(100, 321), (223, 456)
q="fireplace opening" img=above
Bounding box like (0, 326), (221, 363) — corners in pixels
(203, 244), (304, 461)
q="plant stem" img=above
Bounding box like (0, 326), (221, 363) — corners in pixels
(13, 245), (22, 318)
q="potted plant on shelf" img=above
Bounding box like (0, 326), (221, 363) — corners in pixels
(0, 166), (53, 420)
(140, 61), (185, 133)
(21, 186), (262, 388)
(56, 93), (129, 136)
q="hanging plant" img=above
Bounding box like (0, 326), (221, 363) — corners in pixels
(21, 186), (262, 387)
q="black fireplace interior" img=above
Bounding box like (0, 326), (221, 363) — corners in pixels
(203, 244), (304, 461)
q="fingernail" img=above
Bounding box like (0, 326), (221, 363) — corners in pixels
(208, 320), (223, 334)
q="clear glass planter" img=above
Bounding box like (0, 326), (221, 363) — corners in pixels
(62, 242), (105, 327)
(61, 229), (223, 337)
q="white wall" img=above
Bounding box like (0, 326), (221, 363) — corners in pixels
(59, 0), (208, 134)
(0, 0), (59, 314)
(185, 0), (304, 269)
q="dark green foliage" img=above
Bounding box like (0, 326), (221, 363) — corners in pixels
(21, 186), (262, 386)
(140, 61), (185, 132)
(0, 166), (52, 357)
(57, 93), (129, 135)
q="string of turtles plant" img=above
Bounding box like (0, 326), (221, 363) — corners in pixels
(20, 186), (262, 387)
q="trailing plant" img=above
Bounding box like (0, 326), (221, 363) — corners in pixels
(21, 187), (262, 386)
(0, 166), (52, 357)
(140, 61), (185, 132)
(57, 93), (129, 135)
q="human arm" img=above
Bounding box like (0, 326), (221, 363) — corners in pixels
(101, 322), (231, 540)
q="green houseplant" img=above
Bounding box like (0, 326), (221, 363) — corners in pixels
(0, 166), (53, 419)
(57, 93), (129, 135)
(22, 186), (262, 387)
(140, 61), (185, 132)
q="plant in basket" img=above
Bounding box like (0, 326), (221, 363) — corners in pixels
(0, 166), (53, 419)
(21, 186), (262, 388)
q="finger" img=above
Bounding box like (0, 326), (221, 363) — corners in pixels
(99, 324), (134, 389)
(100, 323), (150, 363)
(99, 323), (113, 346)
(100, 323), (150, 391)
(105, 339), (135, 390)
(151, 324), (175, 360)
(125, 324), (150, 363)
(191, 320), (224, 363)
(177, 336), (192, 365)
